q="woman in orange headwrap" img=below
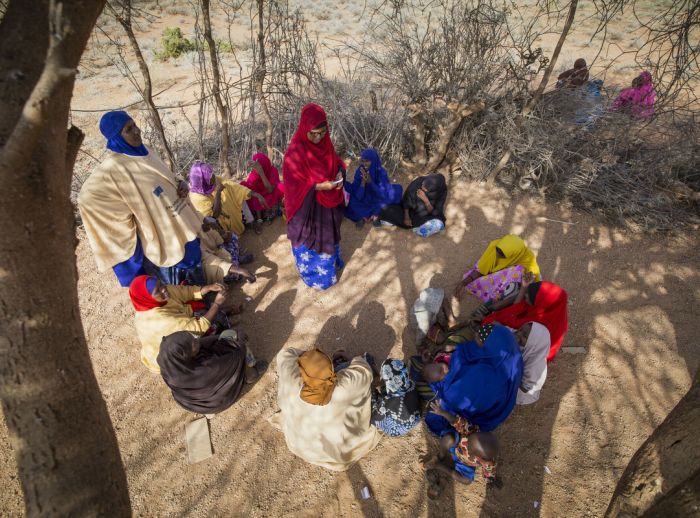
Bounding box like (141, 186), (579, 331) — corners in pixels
(270, 347), (380, 471)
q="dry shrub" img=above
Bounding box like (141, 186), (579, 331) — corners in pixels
(455, 86), (700, 230)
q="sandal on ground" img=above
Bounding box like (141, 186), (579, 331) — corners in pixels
(253, 219), (263, 235)
(245, 360), (268, 384)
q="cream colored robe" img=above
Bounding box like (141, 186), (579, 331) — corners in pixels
(133, 285), (210, 373)
(199, 229), (233, 283)
(270, 348), (380, 471)
(78, 148), (202, 271)
(189, 177), (251, 235)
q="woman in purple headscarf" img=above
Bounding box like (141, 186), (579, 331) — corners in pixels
(610, 71), (656, 118)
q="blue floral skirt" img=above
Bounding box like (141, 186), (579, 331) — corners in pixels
(291, 243), (344, 290)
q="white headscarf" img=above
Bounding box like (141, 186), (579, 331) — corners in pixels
(517, 322), (550, 405)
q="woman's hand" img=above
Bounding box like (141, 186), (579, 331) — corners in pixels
(253, 192), (270, 209)
(201, 283), (225, 296)
(429, 400), (448, 418)
(316, 181), (337, 191)
(521, 271), (535, 288)
(213, 290), (228, 306)
(360, 168), (371, 185)
(417, 189), (434, 212)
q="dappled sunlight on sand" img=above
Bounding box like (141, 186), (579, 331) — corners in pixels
(0, 179), (697, 516)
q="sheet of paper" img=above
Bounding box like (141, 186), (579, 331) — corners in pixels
(185, 418), (213, 464)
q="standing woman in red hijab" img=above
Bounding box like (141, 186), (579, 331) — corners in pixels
(283, 103), (346, 290)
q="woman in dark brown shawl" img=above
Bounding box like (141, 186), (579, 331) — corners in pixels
(157, 329), (266, 414)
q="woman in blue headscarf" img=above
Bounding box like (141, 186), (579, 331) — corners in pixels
(344, 148), (402, 227)
(422, 324), (523, 436)
(78, 110), (207, 287)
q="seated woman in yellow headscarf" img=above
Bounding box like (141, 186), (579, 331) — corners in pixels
(269, 348), (380, 471)
(188, 162), (269, 236)
(454, 234), (541, 303)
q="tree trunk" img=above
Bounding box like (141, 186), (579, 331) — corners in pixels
(488, 0), (578, 180)
(201, 0), (232, 178)
(109, 0), (177, 175)
(0, 1), (131, 515)
(606, 367), (700, 517)
(255, 0), (274, 159)
(422, 100), (485, 174)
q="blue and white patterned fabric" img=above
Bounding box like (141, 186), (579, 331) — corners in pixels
(291, 243), (344, 290)
(371, 359), (421, 437)
(412, 218), (445, 237)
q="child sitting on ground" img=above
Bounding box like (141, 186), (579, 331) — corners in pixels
(423, 400), (500, 487)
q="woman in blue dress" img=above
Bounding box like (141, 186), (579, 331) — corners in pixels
(344, 148), (402, 227)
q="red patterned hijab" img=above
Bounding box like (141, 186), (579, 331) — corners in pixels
(128, 275), (166, 312)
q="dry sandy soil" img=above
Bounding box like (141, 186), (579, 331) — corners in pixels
(1, 1), (698, 516)
(0, 182), (698, 517)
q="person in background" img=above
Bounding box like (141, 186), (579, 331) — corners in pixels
(240, 152), (284, 234)
(378, 173), (447, 237)
(556, 58), (589, 88)
(78, 110), (205, 287)
(188, 161), (269, 236)
(283, 103), (346, 290)
(344, 148), (402, 228)
(609, 71), (656, 118)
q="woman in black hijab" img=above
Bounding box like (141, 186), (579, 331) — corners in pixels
(157, 329), (266, 414)
(379, 173), (447, 231)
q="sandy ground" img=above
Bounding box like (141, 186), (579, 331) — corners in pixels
(0, 181), (698, 517)
(2, 1), (697, 515)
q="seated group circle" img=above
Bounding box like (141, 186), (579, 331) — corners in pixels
(78, 101), (569, 485)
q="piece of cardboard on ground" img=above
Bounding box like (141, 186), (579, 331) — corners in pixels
(185, 417), (213, 464)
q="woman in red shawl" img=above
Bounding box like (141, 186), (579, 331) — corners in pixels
(482, 276), (568, 362)
(240, 152), (285, 234)
(283, 103), (346, 290)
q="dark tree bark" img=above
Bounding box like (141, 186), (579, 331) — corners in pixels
(201, 0), (232, 177)
(606, 368), (700, 517)
(0, 0), (131, 515)
(107, 0), (177, 174)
